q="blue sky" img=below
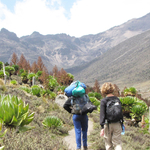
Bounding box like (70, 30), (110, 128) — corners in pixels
(0, 0), (150, 37)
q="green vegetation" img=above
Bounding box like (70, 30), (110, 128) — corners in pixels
(48, 75), (59, 90)
(120, 96), (148, 122)
(124, 87), (137, 96)
(10, 80), (18, 85)
(0, 62), (3, 70)
(3, 66), (15, 76)
(0, 95), (35, 130)
(0, 70), (9, 78)
(42, 116), (63, 129)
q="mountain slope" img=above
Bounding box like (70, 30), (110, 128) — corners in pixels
(70, 29), (150, 89)
(0, 13), (150, 71)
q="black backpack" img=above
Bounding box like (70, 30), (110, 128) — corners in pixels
(106, 98), (123, 123)
(71, 94), (96, 115)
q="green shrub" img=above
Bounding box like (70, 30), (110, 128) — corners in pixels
(57, 85), (66, 92)
(120, 96), (135, 106)
(0, 95), (35, 131)
(19, 69), (24, 75)
(31, 85), (41, 97)
(94, 92), (102, 100)
(12, 65), (19, 74)
(10, 80), (18, 85)
(21, 72), (28, 83)
(35, 71), (42, 80)
(89, 97), (100, 107)
(130, 100), (148, 121)
(67, 73), (74, 80)
(3, 66), (15, 76)
(88, 92), (95, 97)
(0, 70), (9, 78)
(27, 73), (36, 83)
(20, 86), (31, 93)
(49, 92), (56, 100)
(42, 116), (63, 129)
(48, 75), (59, 91)
(0, 61), (3, 70)
(124, 87), (137, 95)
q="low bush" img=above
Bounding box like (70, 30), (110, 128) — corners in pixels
(31, 85), (41, 97)
(88, 92), (95, 97)
(42, 116), (63, 129)
(89, 97), (100, 107)
(10, 80), (18, 85)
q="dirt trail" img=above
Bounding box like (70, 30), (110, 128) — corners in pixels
(63, 119), (93, 150)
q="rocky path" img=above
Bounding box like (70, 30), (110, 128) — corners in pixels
(63, 119), (93, 150)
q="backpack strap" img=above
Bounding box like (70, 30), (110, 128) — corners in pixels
(71, 97), (74, 106)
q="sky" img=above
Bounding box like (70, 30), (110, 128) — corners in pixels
(0, 0), (150, 38)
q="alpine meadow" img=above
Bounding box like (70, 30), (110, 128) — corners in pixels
(0, 11), (150, 150)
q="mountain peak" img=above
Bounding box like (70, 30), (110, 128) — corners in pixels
(30, 31), (43, 38)
(0, 28), (19, 42)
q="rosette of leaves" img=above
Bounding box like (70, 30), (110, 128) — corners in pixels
(27, 73), (36, 84)
(21, 72), (28, 83)
(130, 100), (148, 121)
(0, 95), (35, 131)
(19, 69), (24, 75)
(124, 87), (137, 96)
(119, 96), (135, 114)
(10, 80), (18, 85)
(89, 97), (100, 107)
(49, 92), (56, 100)
(48, 75), (59, 91)
(88, 92), (95, 97)
(42, 116), (63, 129)
(31, 85), (41, 97)
(0, 70), (9, 78)
(12, 65), (19, 75)
(3, 66), (15, 76)
(94, 92), (102, 100)
(57, 85), (67, 93)
(35, 71), (42, 80)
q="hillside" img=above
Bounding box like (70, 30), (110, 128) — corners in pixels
(0, 13), (150, 71)
(68, 29), (150, 91)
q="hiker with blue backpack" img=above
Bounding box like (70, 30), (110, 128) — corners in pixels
(100, 82), (124, 150)
(63, 81), (96, 150)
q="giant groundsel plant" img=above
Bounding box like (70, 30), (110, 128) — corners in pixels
(0, 95), (35, 131)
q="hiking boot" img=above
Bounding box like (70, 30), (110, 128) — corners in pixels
(83, 146), (88, 150)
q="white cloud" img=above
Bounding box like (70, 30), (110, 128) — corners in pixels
(68, 0), (150, 37)
(0, 0), (150, 37)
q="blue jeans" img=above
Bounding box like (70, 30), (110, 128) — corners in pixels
(73, 114), (88, 149)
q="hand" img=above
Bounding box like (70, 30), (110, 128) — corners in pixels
(100, 129), (104, 137)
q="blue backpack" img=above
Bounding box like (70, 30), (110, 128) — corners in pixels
(64, 81), (86, 97)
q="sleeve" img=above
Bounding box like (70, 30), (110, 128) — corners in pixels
(100, 99), (106, 129)
(63, 97), (72, 113)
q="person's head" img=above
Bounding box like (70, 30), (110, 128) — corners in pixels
(100, 82), (115, 95)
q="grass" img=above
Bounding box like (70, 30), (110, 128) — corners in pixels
(1, 84), (150, 150)
(0, 85), (73, 149)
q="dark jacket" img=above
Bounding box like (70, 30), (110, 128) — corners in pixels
(100, 96), (123, 129)
(63, 96), (72, 113)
